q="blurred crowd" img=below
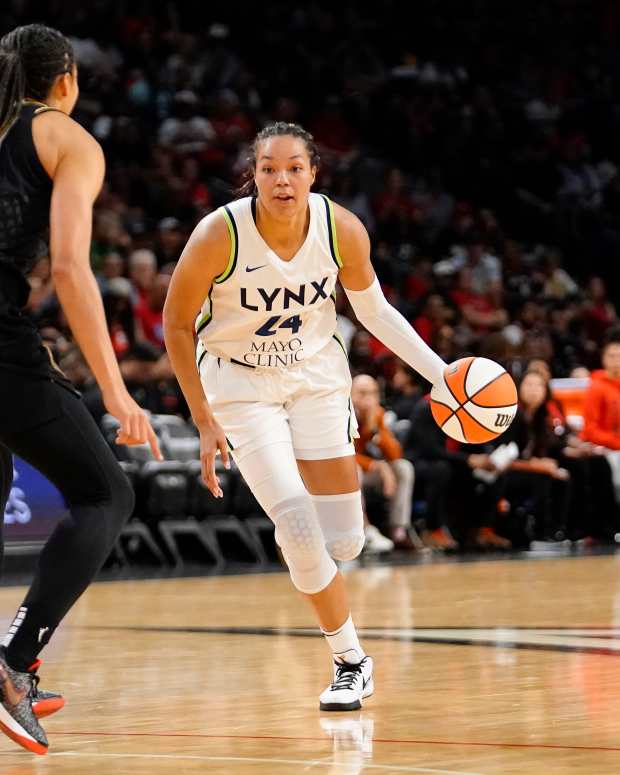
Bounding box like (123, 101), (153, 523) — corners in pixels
(5, 0), (620, 551)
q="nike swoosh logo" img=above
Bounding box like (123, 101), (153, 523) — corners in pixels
(246, 264), (267, 272)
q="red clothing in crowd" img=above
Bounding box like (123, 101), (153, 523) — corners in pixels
(581, 369), (620, 450)
(134, 300), (164, 350)
(354, 406), (403, 471)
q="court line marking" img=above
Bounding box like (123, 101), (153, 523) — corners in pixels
(78, 624), (620, 656)
(50, 751), (484, 774)
(50, 731), (620, 753)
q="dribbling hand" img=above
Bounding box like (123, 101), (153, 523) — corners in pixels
(103, 386), (163, 460)
(197, 416), (231, 498)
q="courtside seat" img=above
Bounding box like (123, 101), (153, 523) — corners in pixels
(230, 474), (277, 561)
(100, 415), (167, 564)
(150, 413), (201, 463)
(100, 413), (155, 465)
(184, 460), (267, 564)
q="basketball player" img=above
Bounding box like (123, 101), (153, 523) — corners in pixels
(164, 122), (447, 711)
(0, 25), (161, 754)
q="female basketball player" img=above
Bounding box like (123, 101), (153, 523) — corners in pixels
(0, 25), (161, 754)
(164, 122), (446, 712)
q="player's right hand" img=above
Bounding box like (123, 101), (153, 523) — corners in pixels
(197, 416), (230, 497)
(103, 386), (163, 460)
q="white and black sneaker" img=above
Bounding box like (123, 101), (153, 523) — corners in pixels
(319, 656), (374, 712)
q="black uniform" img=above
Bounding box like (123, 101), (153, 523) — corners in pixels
(0, 103), (134, 671)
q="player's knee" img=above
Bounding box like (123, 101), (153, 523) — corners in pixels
(109, 469), (135, 524)
(326, 531), (365, 562)
(313, 490), (365, 561)
(271, 495), (336, 594)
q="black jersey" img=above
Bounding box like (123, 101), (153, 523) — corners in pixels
(0, 101), (60, 378)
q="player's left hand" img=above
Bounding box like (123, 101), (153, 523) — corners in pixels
(197, 415), (230, 497)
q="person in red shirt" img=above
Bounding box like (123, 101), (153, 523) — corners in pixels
(134, 274), (170, 351)
(582, 327), (620, 451)
(352, 374), (417, 550)
(450, 267), (508, 336)
(582, 326), (620, 509)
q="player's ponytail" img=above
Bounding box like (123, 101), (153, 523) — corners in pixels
(0, 24), (74, 138)
(0, 49), (25, 137)
(236, 121), (321, 198)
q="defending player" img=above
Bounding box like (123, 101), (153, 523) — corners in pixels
(0, 25), (161, 754)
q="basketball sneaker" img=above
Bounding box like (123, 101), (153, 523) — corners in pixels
(31, 663), (65, 719)
(0, 651), (48, 755)
(319, 656), (374, 712)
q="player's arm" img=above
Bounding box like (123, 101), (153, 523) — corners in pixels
(43, 114), (161, 458)
(163, 213), (231, 495)
(335, 203), (446, 385)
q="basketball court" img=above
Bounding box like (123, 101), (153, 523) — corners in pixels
(0, 552), (618, 773)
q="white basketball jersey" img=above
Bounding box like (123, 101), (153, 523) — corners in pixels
(196, 193), (343, 370)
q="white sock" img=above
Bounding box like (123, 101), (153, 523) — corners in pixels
(322, 614), (365, 664)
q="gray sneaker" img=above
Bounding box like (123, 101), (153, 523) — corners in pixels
(0, 652), (48, 755)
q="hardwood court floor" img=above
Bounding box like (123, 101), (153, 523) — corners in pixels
(1, 554), (620, 773)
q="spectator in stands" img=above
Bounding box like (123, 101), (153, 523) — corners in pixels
(462, 232), (502, 297)
(582, 326), (620, 504)
(501, 370), (572, 546)
(373, 168), (417, 242)
(128, 248), (157, 305)
(582, 276), (617, 348)
(512, 368), (620, 543)
(412, 294), (453, 346)
(103, 277), (135, 358)
(582, 326), (620, 452)
(157, 90), (216, 154)
(134, 274), (170, 352)
(352, 375), (418, 551)
(332, 173), (375, 234)
(405, 398), (509, 551)
(541, 251), (579, 300)
(155, 218), (187, 267)
(100, 251), (126, 282)
(451, 266), (508, 336)
(387, 362), (423, 419)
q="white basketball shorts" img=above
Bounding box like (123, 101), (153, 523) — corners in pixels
(199, 336), (359, 461)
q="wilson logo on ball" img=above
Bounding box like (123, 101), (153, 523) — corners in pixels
(430, 356), (518, 444)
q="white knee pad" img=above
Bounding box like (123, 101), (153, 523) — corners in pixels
(312, 491), (365, 562)
(271, 495), (337, 595)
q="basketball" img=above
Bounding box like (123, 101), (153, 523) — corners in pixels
(430, 357), (518, 443)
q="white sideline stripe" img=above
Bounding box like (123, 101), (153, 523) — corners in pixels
(0, 702), (37, 743)
(50, 751), (484, 774)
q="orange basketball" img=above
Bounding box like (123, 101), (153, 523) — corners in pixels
(430, 357), (518, 443)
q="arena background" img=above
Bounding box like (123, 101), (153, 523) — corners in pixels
(2, 0), (620, 554)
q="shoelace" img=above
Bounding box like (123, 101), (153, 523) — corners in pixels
(29, 673), (40, 699)
(329, 659), (366, 692)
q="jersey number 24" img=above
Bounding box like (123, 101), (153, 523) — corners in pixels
(255, 315), (302, 336)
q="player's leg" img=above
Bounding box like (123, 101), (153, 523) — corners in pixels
(286, 340), (373, 709)
(0, 442), (12, 573)
(232, 441), (372, 710)
(0, 380), (134, 754)
(296, 454), (373, 711)
(203, 352), (371, 710)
